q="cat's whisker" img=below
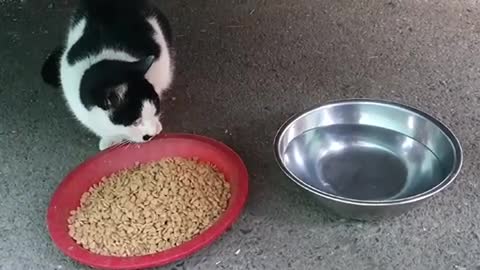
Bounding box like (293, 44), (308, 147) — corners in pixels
(111, 143), (122, 149)
(112, 140), (129, 149)
(118, 140), (130, 149)
(125, 141), (133, 150)
(118, 142), (126, 147)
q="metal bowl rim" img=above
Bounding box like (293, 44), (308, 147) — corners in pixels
(274, 98), (463, 206)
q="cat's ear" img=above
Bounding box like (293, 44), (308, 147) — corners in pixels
(131, 55), (155, 74)
(103, 84), (128, 109)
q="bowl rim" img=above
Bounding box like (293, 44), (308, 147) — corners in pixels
(274, 98), (463, 206)
(47, 133), (249, 270)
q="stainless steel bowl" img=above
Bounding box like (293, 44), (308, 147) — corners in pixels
(274, 99), (462, 220)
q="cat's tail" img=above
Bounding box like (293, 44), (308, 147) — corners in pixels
(41, 46), (63, 88)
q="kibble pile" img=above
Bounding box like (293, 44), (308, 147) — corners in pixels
(67, 157), (231, 257)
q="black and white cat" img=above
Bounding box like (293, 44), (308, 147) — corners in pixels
(41, 0), (174, 150)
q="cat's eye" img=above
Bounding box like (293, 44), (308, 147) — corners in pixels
(133, 119), (142, 126)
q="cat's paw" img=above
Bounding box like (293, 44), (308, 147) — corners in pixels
(99, 137), (123, 151)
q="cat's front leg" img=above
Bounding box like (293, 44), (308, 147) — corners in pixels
(99, 136), (124, 151)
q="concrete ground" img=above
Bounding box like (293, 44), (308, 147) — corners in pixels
(1, 0), (480, 269)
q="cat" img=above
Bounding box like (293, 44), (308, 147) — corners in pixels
(41, 0), (174, 150)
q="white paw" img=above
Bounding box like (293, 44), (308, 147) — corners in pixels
(99, 137), (123, 151)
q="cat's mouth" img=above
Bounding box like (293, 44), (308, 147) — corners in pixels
(123, 135), (157, 145)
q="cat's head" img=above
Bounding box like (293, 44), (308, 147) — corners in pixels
(81, 56), (163, 143)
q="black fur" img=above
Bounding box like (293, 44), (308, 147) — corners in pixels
(67, 0), (172, 64)
(80, 57), (159, 126)
(110, 78), (160, 126)
(80, 59), (142, 109)
(41, 0), (172, 126)
(41, 46), (63, 88)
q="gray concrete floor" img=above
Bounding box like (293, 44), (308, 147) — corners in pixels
(1, 0), (480, 269)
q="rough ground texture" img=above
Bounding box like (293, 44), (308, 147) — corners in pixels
(1, 0), (479, 269)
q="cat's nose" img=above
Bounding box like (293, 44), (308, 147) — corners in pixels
(143, 135), (152, 141)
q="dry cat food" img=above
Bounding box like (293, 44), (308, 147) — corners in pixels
(67, 157), (231, 257)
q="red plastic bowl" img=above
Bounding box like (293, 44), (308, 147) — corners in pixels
(47, 133), (249, 270)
